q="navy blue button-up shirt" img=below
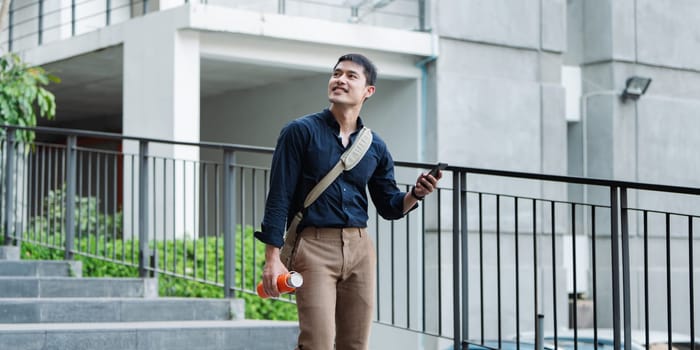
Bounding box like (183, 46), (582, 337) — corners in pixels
(255, 109), (414, 248)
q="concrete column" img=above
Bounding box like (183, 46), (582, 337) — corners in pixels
(123, 19), (200, 240)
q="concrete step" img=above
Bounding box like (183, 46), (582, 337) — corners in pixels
(0, 320), (299, 350)
(0, 246), (19, 260)
(0, 297), (245, 323)
(0, 260), (83, 277)
(0, 277), (157, 298)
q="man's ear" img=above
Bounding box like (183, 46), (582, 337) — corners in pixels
(364, 85), (376, 99)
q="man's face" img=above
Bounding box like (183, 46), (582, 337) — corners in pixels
(328, 60), (375, 106)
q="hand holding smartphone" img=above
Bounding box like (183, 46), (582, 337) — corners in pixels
(427, 162), (448, 178)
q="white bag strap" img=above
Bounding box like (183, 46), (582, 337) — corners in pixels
(302, 127), (373, 208)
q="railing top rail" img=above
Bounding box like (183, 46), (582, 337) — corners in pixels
(2, 125), (275, 154)
(5, 125), (698, 196)
(396, 161), (700, 196)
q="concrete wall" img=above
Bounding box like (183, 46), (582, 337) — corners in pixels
(200, 74), (421, 182)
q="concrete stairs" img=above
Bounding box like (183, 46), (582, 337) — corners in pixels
(0, 246), (299, 350)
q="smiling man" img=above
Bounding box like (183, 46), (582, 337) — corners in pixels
(255, 53), (442, 350)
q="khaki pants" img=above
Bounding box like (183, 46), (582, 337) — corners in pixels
(292, 227), (376, 350)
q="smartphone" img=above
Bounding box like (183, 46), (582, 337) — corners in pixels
(428, 162), (448, 178)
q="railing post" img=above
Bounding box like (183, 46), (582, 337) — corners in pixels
(8, 0), (14, 52)
(620, 187), (632, 350)
(278, 0), (285, 14)
(418, 0), (427, 31)
(454, 169), (466, 350)
(38, 0), (43, 44)
(138, 141), (150, 277)
(106, 0), (111, 25)
(536, 314), (545, 350)
(3, 129), (15, 245)
(71, 0), (76, 36)
(64, 135), (77, 260)
(610, 186), (622, 350)
(223, 149), (236, 298)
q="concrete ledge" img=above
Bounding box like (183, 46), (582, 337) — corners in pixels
(0, 320), (299, 350)
(0, 277), (157, 298)
(0, 246), (19, 261)
(0, 298), (245, 323)
(0, 261), (83, 277)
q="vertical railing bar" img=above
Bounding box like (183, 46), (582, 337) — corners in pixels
(497, 194), (502, 348)
(98, 153), (104, 256)
(239, 167), (246, 290)
(251, 168), (258, 289)
(193, 161), (199, 280)
(112, 153), (117, 260)
(643, 211), (649, 350)
(2, 130), (15, 245)
(203, 163), (209, 282)
(46, 147), (53, 246)
(666, 212), (672, 350)
(610, 186), (622, 350)
(223, 149), (236, 297)
(130, 154), (135, 264)
(182, 160), (187, 277)
(421, 196), (426, 332)
(478, 192), (484, 343)
(172, 158), (177, 274)
(79, 151), (85, 254)
(215, 162), (220, 284)
(151, 157), (156, 266)
(85, 153), (94, 253)
(61, 146), (66, 247)
(533, 198), (538, 342)
(375, 208), (381, 321)
(161, 158), (167, 273)
(592, 206), (599, 350)
(458, 171), (467, 349)
(138, 141), (150, 277)
(33, 144), (40, 242)
(64, 136), (77, 260)
(572, 203), (578, 350)
(101, 152), (107, 257)
(53, 147), (59, 247)
(515, 197), (520, 350)
(13, 139), (21, 242)
(40, 145), (46, 245)
(620, 188), (632, 350)
(437, 187), (442, 335)
(405, 184), (411, 329)
(551, 201), (558, 350)
(391, 219), (396, 325)
(689, 216), (695, 350)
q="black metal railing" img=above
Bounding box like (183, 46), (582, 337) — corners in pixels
(2, 125), (700, 350)
(1, 0), (429, 52)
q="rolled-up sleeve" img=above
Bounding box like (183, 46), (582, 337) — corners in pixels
(367, 145), (417, 220)
(254, 122), (307, 247)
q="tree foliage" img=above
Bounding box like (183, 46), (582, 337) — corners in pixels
(0, 53), (59, 143)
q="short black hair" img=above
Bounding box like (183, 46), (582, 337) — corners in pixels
(333, 53), (377, 86)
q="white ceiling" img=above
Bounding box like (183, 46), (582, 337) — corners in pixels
(39, 45), (321, 130)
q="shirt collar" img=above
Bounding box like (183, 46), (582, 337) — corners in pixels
(322, 108), (365, 133)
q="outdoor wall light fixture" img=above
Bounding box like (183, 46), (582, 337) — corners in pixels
(621, 76), (652, 102)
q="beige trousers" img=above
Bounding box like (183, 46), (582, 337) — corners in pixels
(292, 227), (376, 350)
